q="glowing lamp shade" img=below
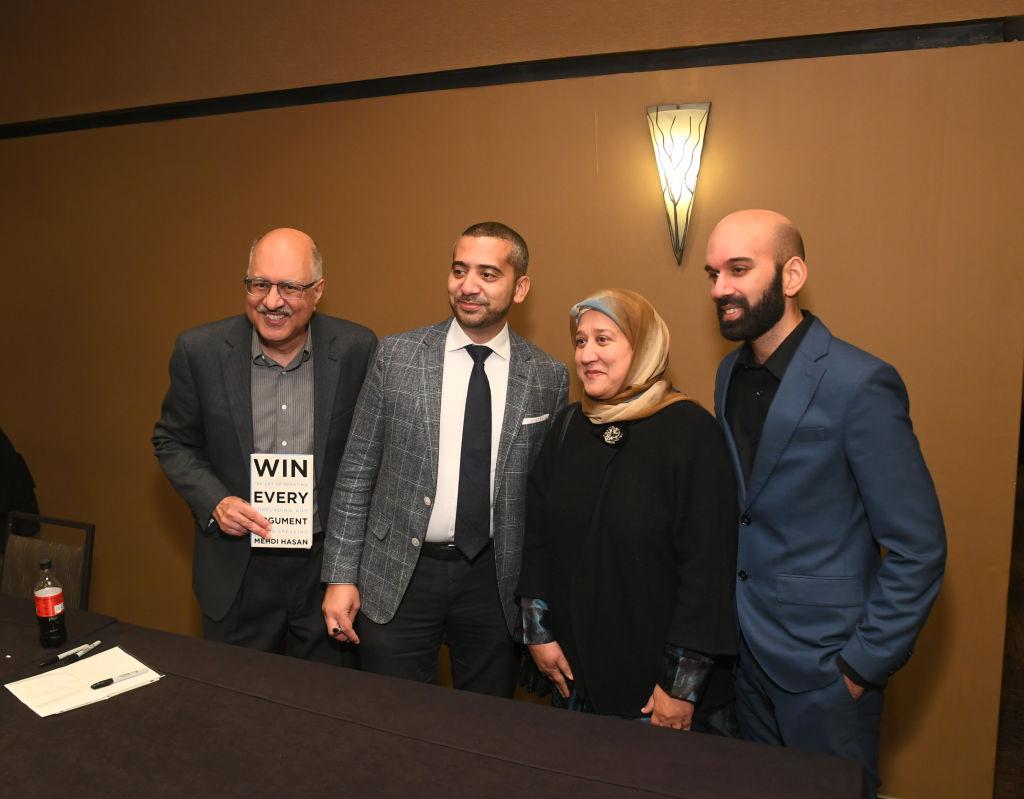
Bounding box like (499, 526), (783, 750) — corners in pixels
(646, 103), (711, 264)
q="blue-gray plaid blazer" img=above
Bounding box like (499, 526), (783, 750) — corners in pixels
(322, 320), (568, 634)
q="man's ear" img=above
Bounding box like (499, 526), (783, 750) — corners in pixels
(782, 257), (807, 297)
(513, 275), (531, 304)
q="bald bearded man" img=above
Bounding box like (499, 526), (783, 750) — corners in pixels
(704, 210), (946, 796)
(154, 228), (376, 661)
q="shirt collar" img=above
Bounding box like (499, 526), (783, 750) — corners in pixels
(251, 327), (313, 369)
(445, 319), (510, 361)
(737, 311), (814, 380)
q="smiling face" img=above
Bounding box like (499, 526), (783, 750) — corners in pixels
(704, 210), (805, 350)
(448, 235), (530, 343)
(245, 229), (324, 363)
(711, 260), (786, 342)
(574, 310), (634, 400)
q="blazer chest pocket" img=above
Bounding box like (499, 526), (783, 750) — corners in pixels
(520, 413), (552, 438)
(789, 426), (828, 444)
(777, 573), (862, 607)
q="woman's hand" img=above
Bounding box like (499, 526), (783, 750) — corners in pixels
(528, 641), (574, 698)
(641, 685), (694, 730)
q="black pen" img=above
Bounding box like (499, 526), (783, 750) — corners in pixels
(38, 641), (98, 668)
(90, 668), (147, 690)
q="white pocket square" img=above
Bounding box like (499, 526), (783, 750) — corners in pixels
(522, 414), (550, 425)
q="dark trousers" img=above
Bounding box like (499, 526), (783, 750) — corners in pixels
(735, 635), (883, 798)
(357, 543), (518, 697)
(202, 535), (352, 665)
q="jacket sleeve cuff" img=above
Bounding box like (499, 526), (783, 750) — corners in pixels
(837, 655), (884, 690)
(658, 645), (714, 703)
(516, 597), (556, 645)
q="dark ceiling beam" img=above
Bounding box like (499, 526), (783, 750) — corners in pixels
(1, 16), (1018, 140)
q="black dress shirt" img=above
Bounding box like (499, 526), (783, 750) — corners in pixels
(724, 312), (814, 485)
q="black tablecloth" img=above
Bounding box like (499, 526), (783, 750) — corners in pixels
(0, 598), (863, 797)
(0, 594), (117, 681)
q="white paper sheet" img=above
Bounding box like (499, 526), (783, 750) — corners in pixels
(5, 645), (161, 717)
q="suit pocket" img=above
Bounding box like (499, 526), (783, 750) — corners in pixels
(789, 426), (828, 443)
(777, 573), (862, 607)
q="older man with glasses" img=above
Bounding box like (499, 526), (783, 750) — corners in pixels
(154, 228), (376, 662)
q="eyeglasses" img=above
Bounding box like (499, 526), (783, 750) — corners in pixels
(244, 277), (319, 299)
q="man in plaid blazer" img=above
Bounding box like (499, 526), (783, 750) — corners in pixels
(322, 222), (568, 696)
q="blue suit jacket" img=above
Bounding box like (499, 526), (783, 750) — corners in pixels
(714, 316), (946, 692)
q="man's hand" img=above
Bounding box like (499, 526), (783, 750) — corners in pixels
(213, 496), (271, 538)
(323, 584), (361, 644)
(641, 685), (695, 730)
(527, 641), (574, 699)
(843, 674), (865, 701)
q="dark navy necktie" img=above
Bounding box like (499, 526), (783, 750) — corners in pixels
(454, 344), (492, 560)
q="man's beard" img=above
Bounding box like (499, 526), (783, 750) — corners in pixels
(716, 267), (785, 342)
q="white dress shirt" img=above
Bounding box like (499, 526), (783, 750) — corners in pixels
(424, 320), (510, 543)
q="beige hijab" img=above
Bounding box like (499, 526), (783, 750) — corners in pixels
(570, 288), (689, 424)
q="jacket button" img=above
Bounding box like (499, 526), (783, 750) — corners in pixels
(411, 537), (421, 547)
(738, 570), (748, 581)
(423, 496), (432, 506)
(740, 515), (751, 526)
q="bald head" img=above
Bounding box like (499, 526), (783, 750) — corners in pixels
(248, 228), (322, 281)
(708, 209), (804, 271)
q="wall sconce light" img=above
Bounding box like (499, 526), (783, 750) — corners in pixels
(646, 103), (711, 265)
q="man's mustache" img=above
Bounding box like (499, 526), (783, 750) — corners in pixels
(258, 305), (293, 316)
(716, 295), (749, 314)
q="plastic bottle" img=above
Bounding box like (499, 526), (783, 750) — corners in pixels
(34, 558), (67, 648)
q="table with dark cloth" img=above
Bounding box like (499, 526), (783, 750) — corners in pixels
(0, 596), (117, 682)
(0, 596), (863, 797)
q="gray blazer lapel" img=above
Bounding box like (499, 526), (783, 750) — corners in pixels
(715, 349), (747, 504)
(743, 320), (830, 510)
(221, 318), (254, 460)
(494, 331), (534, 501)
(420, 322), (449, 488)
(311, 314), (339, 482)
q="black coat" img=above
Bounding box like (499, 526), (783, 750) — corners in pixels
(518, 400), (738, 715)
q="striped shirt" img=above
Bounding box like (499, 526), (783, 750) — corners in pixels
(251, 329), (320, 533)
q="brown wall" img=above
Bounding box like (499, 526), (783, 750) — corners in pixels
(3, 0), (1023, 122)
(2, 6), (1022, 799)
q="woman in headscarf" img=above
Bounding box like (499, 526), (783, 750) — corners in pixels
(517, 288), (738, 732)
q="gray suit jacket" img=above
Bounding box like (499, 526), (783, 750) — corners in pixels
(153, 313), (377, 620)
(322, 320), (569, 634)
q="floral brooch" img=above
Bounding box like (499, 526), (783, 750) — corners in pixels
(602, 425), (623, 446)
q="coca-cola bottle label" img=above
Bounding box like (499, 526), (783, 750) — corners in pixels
(35, 586), (65, 617)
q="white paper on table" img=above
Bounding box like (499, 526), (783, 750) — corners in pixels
(4, 645), (161, 717)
